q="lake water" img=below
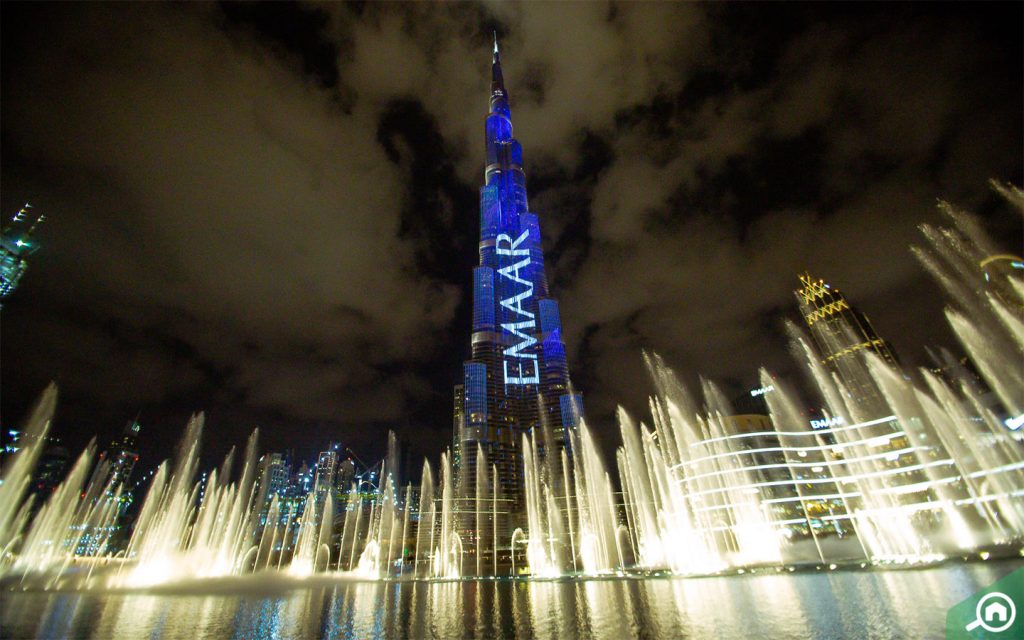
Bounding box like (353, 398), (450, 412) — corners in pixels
(1, 561), (1018, 639)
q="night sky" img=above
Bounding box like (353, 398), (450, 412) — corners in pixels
(1, 2), (1021, 472)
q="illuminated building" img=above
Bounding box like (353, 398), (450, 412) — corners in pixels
(312, 449), (338, 524)
(74, 420), (142, 555)
(0, 204), (44, 301)
(335, 458), (356, 491)
(684, 385), (857, 557)
(2, 428), (69, 507)
(266, 455), (290, 496)
(453, 37), (583, 527)
(293, 461), (314, 496)
(796, 272), (898, 420)
(671, 411), (972, 563)
(722, 415), (852, 548)
(254, 452), (290, 523)
(99, 419), (142, 501)
(794, 273), (971, 548)
(315, 449), (338, 492)
(250, 452), (301, 551)
(452, 383), (465, 470)
(32, 445), (69, 502)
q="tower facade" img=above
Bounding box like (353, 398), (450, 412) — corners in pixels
(102, 419), (142, 497)
(314, 450), (338, 498)
(77, 419), (142, 555)
(454, 39), (582, 521)
(0, 204), (44, 300)
(795, 272), (898, 419)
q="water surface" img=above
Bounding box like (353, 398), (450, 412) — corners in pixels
(2, 561), (1017, 639)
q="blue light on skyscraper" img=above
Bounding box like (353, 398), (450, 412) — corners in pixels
(454, 37), (584, 512)
(560, 394), (584, 431)
(538, 299), (561, 337)
(464, 362), (488, 423)
(473, 267), (496, 330)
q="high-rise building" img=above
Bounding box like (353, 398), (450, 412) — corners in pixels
(0, 204), (44, 301)
(251, 452), (292, 544)
(31, 445), (70, 502)
(254, 453), (289, 512)
(75, 420), (142, 555)
(795, 272), (898, 420)
(453, 38), (583, 522)
(293, 461), (313, 497)
(335, 458), (356, 492)
(315, 450), (338, 496)
(98, 420), (142, 500)
(452, 383), (465, 470)
(794, 272), (946, 531)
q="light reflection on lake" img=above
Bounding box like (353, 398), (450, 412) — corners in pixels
(2, 561), (1018, 639)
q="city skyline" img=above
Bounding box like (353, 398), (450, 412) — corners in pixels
(1, 3), (1021, 468)
(1, 5), (1022, 639)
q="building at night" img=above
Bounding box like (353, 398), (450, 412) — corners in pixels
(451, 383), (466, 471)
(335, 458), (356, 492)
(0, 204), (44, 301)
(31, 445), (70, 504)
(98, 419), (142, 503)
(72, 420), (143, 555)
(254, 452), (290, 523)
(794, 272), (955, 539)
(2, 427), (69, 509)
(315, 449), (338, 493)
(704, 414), (854, 555)
(452, 38), (583, 529)
(795, 272), (898, 420)
(312, 449), (339, 525)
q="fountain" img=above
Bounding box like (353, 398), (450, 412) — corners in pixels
(0, 184), (1021, 588)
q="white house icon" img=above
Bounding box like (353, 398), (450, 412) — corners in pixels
(985, 600), (1010, 623)
(967, 592), (1017, 633)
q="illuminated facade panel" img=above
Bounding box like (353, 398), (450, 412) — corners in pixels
(472, 267), (496, 330)
(464, 362), (488, 423)
(560, 394), (584, 432)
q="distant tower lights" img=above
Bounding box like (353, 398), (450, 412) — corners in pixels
(0, 203), (46, 301)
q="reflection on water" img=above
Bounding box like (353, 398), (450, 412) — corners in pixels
(2, 562), (1018, 640)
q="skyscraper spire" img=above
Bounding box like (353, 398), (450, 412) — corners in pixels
(490, 32), (509, 117)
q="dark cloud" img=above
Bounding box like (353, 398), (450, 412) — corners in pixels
(2, 3), (457, 463)
(1, 2), (1020, 468)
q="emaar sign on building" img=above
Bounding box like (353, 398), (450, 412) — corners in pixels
(496, 229), (539, 385)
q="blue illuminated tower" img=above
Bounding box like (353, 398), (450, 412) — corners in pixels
(0, 204), (44, 301)
(454, 38), (583, 524)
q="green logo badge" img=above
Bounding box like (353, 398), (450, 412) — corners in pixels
(947, 566), (1024, 639)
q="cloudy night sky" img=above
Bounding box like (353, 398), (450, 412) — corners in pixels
(1, 2), (1021, 471)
